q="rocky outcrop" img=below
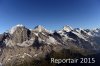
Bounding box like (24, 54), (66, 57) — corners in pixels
(10, 26), (31, 45)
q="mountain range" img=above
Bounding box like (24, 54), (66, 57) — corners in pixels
(0, 24), (100, 66)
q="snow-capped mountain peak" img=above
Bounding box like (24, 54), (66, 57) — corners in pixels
(63, 25), (73, 32)
(34, 25), (48, 32)
(1, 24), (100, 66)
(35, 25), (44, 31)
(9, 24), (25, 34)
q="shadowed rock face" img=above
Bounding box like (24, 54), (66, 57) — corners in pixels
(0, 33), (10, 48)
(0, 34), (3, 41)
(0, 33), (8, 41)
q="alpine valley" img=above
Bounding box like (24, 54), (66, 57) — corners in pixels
(0, 24), (100, 66)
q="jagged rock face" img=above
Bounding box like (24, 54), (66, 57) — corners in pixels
(0, 34), (5, 48)
(0, 34), (4, 41)
(55, 28), (100, 51)
(0, 33), (10, 48)
(0, 33), (9, 41)
(11, 27), (31, 44)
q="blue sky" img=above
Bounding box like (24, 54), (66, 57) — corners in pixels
(0, 0), (100, 33)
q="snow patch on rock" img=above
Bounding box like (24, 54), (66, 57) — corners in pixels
(72, 32), (87, 41)
(17, 38), (35, 47)
(46, 36), (57, 44)
(63, 25), (73, 32)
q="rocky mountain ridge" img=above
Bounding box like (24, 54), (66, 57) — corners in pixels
(0, 24), (100, 66)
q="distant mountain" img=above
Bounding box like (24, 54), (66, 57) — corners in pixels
(0, 24), (100, 66)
